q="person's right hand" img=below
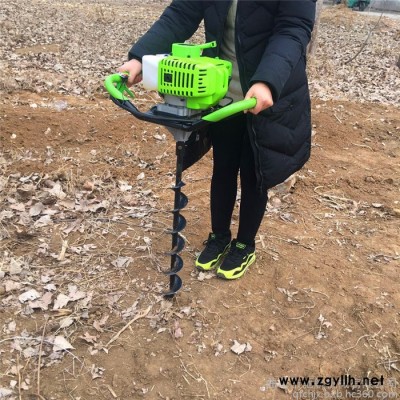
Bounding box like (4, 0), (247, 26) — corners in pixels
(117, 59), (142, 87)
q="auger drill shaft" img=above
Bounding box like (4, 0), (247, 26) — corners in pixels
(164, 141), (187, 298)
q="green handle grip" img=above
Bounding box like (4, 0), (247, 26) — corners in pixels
(202, 98), (257, 122)
(104, 73), (135, 101)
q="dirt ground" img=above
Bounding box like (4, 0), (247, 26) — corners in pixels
(1, 2), (400, 400)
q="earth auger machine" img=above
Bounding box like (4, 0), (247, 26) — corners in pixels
(104, 41), (256, 298)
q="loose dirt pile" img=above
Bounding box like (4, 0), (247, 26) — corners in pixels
(0, 2), (399, 400)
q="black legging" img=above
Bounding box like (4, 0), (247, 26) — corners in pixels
(209, 114), (268, 245)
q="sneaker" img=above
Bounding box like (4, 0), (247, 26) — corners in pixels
(216, 239), (256, 280)
(195, 232), (231, 271)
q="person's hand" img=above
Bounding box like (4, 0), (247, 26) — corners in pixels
(117, 59), (142, 86)
(244, 82), (274, 115)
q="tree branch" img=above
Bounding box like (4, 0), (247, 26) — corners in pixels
(344, 12), (384, 65)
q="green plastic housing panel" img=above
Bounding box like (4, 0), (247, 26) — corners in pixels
(171, 41), (217, 58)
(158, 55), (232, 110)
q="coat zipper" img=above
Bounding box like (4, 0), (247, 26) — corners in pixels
(251, 120), (264, 192)
(235, 1), (264, 191)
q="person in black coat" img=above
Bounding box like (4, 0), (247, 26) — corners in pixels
(118, 0), (316, 280)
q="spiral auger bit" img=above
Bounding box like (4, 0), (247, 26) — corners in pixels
(164, 138), (188, 298)
(104, 41), (257, 298)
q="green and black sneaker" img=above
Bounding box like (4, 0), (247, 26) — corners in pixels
(216, 239), (256, 280)
(195, 232), (231, 271)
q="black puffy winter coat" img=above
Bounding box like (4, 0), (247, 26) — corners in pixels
(129, 0), (316, 190)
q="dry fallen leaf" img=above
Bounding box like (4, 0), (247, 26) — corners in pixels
(34, 215), (52, 228)
(91, 364), (105, 380)
(111, 256), (133, 269)
(93, 315), (109, 332)
(48, 182), (66, 199)
(53, 293), (70, 310)
(29, 292), (53, 310)
(59, 316), (75, 329)
(230, 340), (252, 355)
(29, 202), (44, 216)
(53, 335), (74, 352)
(79, 332), (98, 344)
(68, 284), (86, 301)
(6, 321), (16, 333)
(0, 388), (14, 398)
(18, 289), (41, 303)
(9, 258), (23, 275)
(173, 320), (183, 339)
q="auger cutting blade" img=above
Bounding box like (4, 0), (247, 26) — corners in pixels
(166, 234), (185, 255)
(166, 214), (187, 234)
(164, 275), (182, 299)
(165, 254), (183, 275)
(171, 193), (188, 211)
(171, 181), (186, 190)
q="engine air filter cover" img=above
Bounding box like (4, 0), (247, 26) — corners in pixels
(158, 56), (232, 110)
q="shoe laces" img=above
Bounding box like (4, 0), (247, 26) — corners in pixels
(226, 240), (249, 262)
(203, 233), (228, 252)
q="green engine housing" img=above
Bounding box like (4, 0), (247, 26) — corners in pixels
(158, 42), (232, 110)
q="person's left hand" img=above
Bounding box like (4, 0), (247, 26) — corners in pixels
(244, 82), (274, 115)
